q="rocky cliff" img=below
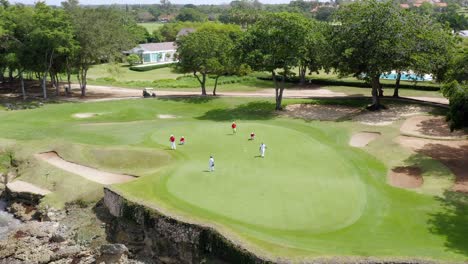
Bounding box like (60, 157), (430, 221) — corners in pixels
(103, 187), (271, 264)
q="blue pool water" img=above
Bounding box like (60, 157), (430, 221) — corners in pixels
(380, 72), (428, 81)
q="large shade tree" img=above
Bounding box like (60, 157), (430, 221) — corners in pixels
(176, 24), (242, 96)
(65, 6), (136, 96)
(240, 12), (311, 110)
(329, 0), (407, 109)
(22, 3), (75, 99)
(298, 20), (327, 85)
(391, 12), (455, 97)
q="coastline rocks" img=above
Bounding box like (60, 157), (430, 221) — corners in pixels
(7, 202), (39, 221)
(0, 220), (92, 264)
(96, 244), (129, 264)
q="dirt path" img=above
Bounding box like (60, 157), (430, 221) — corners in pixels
(406, 96), (449, 105)
(60, 85), (449, 105)
(63, 85), (348, 102)
(35, 152), (135, 185)
(6, 180), (51, 196)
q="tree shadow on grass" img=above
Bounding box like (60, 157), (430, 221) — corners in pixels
(428, 190), (468, 257)
(403, 153), (454, 179)
(158, 96), (216, 104)
(197, 101), (277, 121)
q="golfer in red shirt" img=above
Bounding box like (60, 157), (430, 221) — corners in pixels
(179, 136), (185, 145)
(232, 122), (237, 134)
(250, 132), (255, 140)
(170, 135), (176, 150)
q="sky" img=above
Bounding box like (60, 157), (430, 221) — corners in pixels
(11, 0), (292, 6)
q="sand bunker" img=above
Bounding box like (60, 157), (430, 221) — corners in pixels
(157, 114), (177, 119)
(349, 132), (381, 147)
(35, 152), (135, 185)
(284, 104), (360, 121)
(397, 136), (468, 192)
(388, 166), (423, 189)
(353, 104), (434, 127)
(72, 113), (98, 119)
(400, 115), (468, 140)
(6, 180), (51, 196)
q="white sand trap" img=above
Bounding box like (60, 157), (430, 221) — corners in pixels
(349, 132), (381, 147)
(6, 180), (51, 196)
(359, 121), (394, 126)
(157, 114), (177, 119)
(73, 113), (98, 119)
(35, 152), (135, 185)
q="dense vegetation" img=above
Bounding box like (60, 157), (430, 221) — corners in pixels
(1, 0), (467, 128)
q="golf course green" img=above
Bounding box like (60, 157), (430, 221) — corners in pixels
(0, 97), (466, 262)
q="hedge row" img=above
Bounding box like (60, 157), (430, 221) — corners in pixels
(129, 63), (176, 72)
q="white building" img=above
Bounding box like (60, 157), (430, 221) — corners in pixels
(459, 30), (468, 38)
(125, 42), (177, 65)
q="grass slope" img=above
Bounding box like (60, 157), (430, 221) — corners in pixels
(0, 97), (466, 261)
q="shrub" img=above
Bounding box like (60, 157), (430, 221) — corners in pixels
(441, 81), (468, 130)
(126, 54), (141, 66)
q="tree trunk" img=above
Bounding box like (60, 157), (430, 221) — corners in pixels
(51, 72), (59, 96)
(378, 78), (384, 97)
(272, 71), (280, 110)
(8, 69), (13, 81)
(67, 72), (71, 96)
(272, 71), (284, 111)
(201, 74), (206, 96)
(369, 76), (381, 110)
(299, 64), (307, 86)
(212, 76), (220, 96)
(20, 72), (26, 100)
(80, 68), (88, 97)
(42, 73), (48, 99)
(0, 67), (5, 82)
(393, 71), (402, 98)
(193, 72), (207, 96)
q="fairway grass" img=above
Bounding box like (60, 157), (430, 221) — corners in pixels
(0, 97), (466, 262)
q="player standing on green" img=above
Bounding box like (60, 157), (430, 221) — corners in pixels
(209, 156), (215, 172)
(259, 143), (267, 158)
(231, 122), (237, 134)
(170, 135), (176, 150)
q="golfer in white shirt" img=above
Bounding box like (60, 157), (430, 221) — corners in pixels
(259, 143), (267, 158)
(209, 156), (215, 172)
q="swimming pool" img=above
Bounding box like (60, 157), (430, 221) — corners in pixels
(380, 71), (432, 81)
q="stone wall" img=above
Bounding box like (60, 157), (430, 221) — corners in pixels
(103, 188), (442, 264)
(103, 187), (271, 264)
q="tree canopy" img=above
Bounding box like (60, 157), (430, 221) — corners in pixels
(176, 24), (242, 96)
(240, 12), (312, 110)
(332, 0), (401, 107)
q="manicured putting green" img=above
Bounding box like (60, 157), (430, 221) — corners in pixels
(160, 123), (366, 233)
(118, 118), (465, 261)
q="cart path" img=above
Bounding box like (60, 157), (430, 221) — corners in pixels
(35, 152), (135, 185)
(64, 84), (448, 105)
(6, 180), (51, 196)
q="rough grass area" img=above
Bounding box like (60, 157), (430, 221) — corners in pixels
(0, 97), (466, 261)
(137, 22), (164, 33)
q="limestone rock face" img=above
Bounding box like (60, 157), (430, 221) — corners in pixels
(96, 244), (130, 263)
(0, 221), (91, 264)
